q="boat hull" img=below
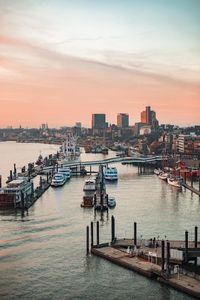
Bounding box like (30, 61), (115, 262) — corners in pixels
(0, 194), (16, 208)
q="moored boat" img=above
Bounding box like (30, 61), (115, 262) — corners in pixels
(83, 178), (96, 191)
(104, 167), (118, 181)
(167, 177), (182, 188)
(0, 178), (33, 208)
(80, 195), (94, 208)
(107, 196), (116, 208)
(51, 173), (66, 187)
(154, 168), (161, 175)
(58, 166), (71, 181)
(158, 172), (169, 181)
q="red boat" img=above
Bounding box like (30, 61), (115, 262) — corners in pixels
(81, 195), (94, 208)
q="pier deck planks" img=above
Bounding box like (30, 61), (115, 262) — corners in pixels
(91, 245), (200, 298)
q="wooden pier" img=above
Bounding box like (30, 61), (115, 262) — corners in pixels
(86, 218), (200, 299)
(182, 183), (200, 196)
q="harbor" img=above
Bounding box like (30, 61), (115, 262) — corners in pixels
(0, 142), (200, 300)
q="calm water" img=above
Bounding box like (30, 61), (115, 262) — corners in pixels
(0, 142), (199, 300)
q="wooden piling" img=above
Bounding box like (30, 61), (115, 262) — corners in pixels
(97, 221), (99, 245)
(161, 240), (165, 272)
(166, 241), (170, 276)
(185, 231), (188, 263)
(86, 225), (89, 255)
(21, 191), (25, 210)
(191, 175), (193, 188)
(184, 172), (186, 184)
(0, 175), (2, 188)
(134, 222), (137, 246)
(199, 175), (200, 192)
(13, 163), (17, 177)
(40, 176), (42, 189)
(194, 226), (198, 266)
(91, 221), (94, 248)
(111, 215), (115, 243)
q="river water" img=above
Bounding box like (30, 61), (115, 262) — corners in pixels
(0, 142), (199, 300)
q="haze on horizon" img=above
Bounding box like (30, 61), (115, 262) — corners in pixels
(0, 0), (199, 128)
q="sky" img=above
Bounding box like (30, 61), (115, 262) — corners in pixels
(0, 0), (200, 127)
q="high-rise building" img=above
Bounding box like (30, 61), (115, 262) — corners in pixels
(140, 106), (158, 128)
(117, 113), (129, 128)
(92, 114), (106, 129)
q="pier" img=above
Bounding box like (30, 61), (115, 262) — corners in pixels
(86, 217), (200, 299)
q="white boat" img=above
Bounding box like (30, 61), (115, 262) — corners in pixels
(58, 134), (80, 164)
(158, 172), (169, 181)
(167, 177), (182, 188)
(0, 178), (33, 208)
(51, 173), (66, 187)
(104, 167), (118, 181)
(83, 178), (96, 191)
(107, 196), (116, 208)
(58, 166), (71, 181)
(154, 168), (161, 175)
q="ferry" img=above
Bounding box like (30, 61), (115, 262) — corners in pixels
(104, 167), (118, 181)
(0, 178), (33, 208)
(83, 178), (96, 191)
(51, 173), (66, 187)
(58, 134), (80, 164)
(58, 166), (71, 181)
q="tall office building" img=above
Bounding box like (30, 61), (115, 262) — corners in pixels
(140, 106), (158, 127)
(92, 114), (106, 129)
(117, 113), (129, 128)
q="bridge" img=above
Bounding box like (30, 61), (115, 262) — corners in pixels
(42, 155), (165, 171)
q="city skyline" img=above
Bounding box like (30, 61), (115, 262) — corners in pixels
(0, 0), (200, 127)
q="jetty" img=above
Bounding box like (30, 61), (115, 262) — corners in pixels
(86, 217), (200, 299)
(94, 165), (109, 212)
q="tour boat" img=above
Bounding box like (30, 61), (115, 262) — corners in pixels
(51, 173), (66, 187)
(0, 178), (33, 208)
(158, 172), (169, 181)
(83, 178), (96, 191)
(104, 167), (118, 181)
(167, 177), (182, 188)
(58, 134), (80, 164)
(58, 166), (71, 181)
(107, 196), (116, 208)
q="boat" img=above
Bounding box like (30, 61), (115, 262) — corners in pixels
(167, 176), (183, 188)
(58, 166), (71, 181)
(158, 172), (169, 181)
(51, 173), (66, 187)
(83, 178), (96, 191)
(0, 178), (33, 208)
(58, 134), (80, 164)
(107, 196), (116, 208)
(101, 147), (109, 155)
(104, 167), (118, 181)
(154, 168), (161, 175)
(80, 195), (94, 208)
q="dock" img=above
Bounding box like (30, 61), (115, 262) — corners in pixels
(182, 183), (200, 196)
(86, 217), (200, 299)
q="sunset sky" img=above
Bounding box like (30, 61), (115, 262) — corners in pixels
(0, 0), (199, 127)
